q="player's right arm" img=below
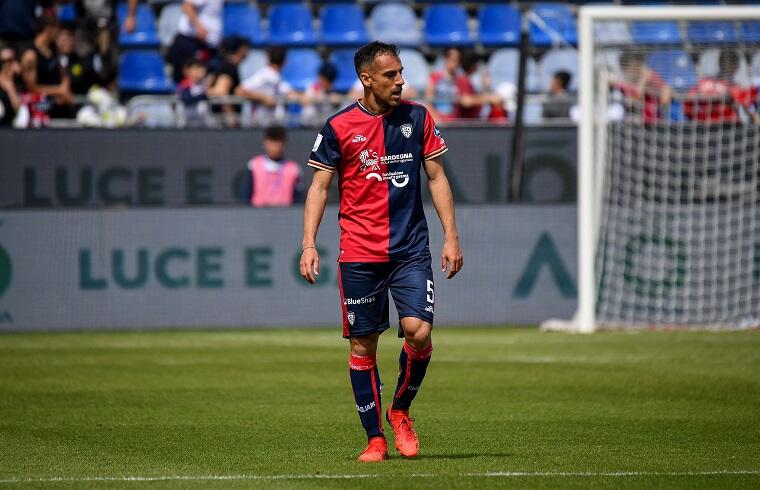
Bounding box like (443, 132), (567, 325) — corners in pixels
(300, 170), (333, 284)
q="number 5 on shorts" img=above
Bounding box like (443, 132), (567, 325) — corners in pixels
(426, 280), (435, 304)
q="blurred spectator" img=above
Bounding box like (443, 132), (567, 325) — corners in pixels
(542, 70), (574, 120)
(0, 46), (22, 126)
(684, 50), (760, 124)
(76, 85), (127, 127)
(20, 14), (75, 121)
(56, 23), (95, 95)
(453, 50), (485, 120)
(0, 0), (54, 51)
(168, 0), (223, 83)
(177, 58), (212, 127)
(425, 47), (460, 121)
(242, 125), (304, 207)
(300, 61), (343, 127)
(121, 0), (139, 34)
(208, 35), (250, 126)
(236, 46), (296, 127)
(611, 49), (671, 123)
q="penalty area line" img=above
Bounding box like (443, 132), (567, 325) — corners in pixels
(1, 470), (759, 483)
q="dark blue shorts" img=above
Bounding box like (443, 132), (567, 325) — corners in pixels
(338, 254), (435, 339)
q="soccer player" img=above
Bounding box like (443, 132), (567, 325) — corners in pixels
(299, 41), (463, 462)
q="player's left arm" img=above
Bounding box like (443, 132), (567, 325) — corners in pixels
(424, 156), (463, 279)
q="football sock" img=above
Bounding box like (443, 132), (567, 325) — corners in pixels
(392, 341), (433, 411)
(349, 352), (384, 440)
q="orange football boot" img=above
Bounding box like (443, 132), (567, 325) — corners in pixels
(386, 408), (419, 458)
(357, 436), (389, 462)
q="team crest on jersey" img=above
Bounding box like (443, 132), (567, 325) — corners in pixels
(400, 123), (413, 139)
(347, 311), (355, 326)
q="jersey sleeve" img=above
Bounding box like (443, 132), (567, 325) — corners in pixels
(308, 121), (341, 172)
(422, 108), (448, 160)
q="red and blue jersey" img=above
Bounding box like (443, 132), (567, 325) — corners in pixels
(309, 100), (447, 263)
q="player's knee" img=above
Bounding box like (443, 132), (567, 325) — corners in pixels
(350, 333), (379, 356)
(404, 323), (432, 351)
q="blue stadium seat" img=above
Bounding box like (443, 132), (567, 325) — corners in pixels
(58, 3), (76, 22)
(268, 4), (316, 46)
(646, 51), (697, 90)
(117, 4), (160, 48)
(369, 3), (421, 47)
(631, 21), (681, 44)
(158, 3), (182, 47)
(740, 22), (760, 42)
(594, 21), (632, 44)
(118, 52), (174, 93)
(424, 5), (473, 47)
(281, 49), (321, 91)
(478, 5), (520, 47)
(529, 3), (577, 47)
(687, 22), (738, 43)
(329, 49), (358, 93)
(224, 3), (265, 45)
(487, 48), (541, 93)
(540, 48), (578, 92)
(320, 4), (369, 46)
(399, 48), (429, 94)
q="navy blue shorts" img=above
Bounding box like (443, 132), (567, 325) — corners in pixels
(338, 254), (435, 339)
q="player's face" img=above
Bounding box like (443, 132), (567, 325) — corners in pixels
(365, 53), (405, 108)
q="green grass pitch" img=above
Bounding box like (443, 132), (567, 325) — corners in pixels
(1, 327), (759, 489)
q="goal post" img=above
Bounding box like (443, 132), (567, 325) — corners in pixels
(560, 6), (760, 332)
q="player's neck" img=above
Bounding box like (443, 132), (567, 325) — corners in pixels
(359, 93), (393, 116)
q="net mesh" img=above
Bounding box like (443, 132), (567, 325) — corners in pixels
(593, 21), (760, 329)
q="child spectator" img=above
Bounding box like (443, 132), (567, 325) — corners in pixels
(177, 58), (212, 127)
(300, 61), (343, 127)
(611, 49), (671, 124)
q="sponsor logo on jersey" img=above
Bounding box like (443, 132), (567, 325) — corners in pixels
(312, 133), (323, 152)
(347, 311), (355, 325)
(401, 123), (413, 139)
(344, 296), (376, 305)
(424, 305), (434, 313)
(352, 134), (367, 143)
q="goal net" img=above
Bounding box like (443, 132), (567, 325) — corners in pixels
(571, 6), (760, 331)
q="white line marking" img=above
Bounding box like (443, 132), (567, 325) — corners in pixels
(0, 470), (758, 483)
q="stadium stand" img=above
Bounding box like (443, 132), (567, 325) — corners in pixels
(540, 48), (579, 92)
(239, 49), (269, 81)
(329, 49), (359, 93)
(281, 48), (321, 91)
(478, 5), (521, 47)
(118, 51), (174, 94)
(267, 4), (317, 46)
(697, 47), (750, 85)
(686, 21), (738, 43)
(368, 3), (421, 47)
(398, 48), (430, 94)
(157, 3), (182, 48)
(646, 50), (698, 90)
(320, 4), (370, 46)
(529, 3), (578, 47)
(488, 48), (541, 93)
(594, 21), (632, 44)
(423, 4), (473, 46)
(117, 4), (160, 48)
(631, 20), (682, 44)
(223, 3), (266, 46)
(741, 21), (760, 42)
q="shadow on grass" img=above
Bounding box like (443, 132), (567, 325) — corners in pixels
(413, 452), (513, 460)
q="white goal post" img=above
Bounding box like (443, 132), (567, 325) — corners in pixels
(556, 6), (760, 333)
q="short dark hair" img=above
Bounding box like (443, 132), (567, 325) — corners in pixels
(718, 49), (740, 76)
(620, 49), (645, 68)
(460, 50), (479, 73)
(267, 46), (287, 67)
(353, 41), (400, 76)
(184, 58), (205, 70)
(222, 35), (250, 56)
(264, 125), (287, 141)
(554, 70), (571, 90)
(36, 13), (60, 33)
(318, 62), (338, 83)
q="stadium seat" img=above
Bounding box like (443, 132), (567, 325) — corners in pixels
(631, 21), (682, 44)
(646, 50), (697, 90)
(529, 3), (578, 47)
(268, 4), (316, 46)
(423, 5), (473, 47)
(117, 4), (160, 48)
(523, 102), (544, 125)
(488, 48), (541, 93)
(686, 22), (738, 43)
(320, 4), (369, 46)
(740, 22), (760, 43)
(239, 49), (268, 82)
(157, 3), (182, 48)
(697, 48), (750, 86)
(119, 52), (174, 93)
(58, 3), (76, 22)
(127, 98), (176, 128)
(594, 21), (632, 44)
(223, 3), (265, 46)
(540, 48), (578, 92)
(398, 48), (429, 94)
(329, 49), (357, 93)
(369, 3), (421, 47)
(281, 49), (321, 91)
(478, 5), (520, 47)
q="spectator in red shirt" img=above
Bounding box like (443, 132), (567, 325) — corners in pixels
(612, 50), (671, 124)
(425, 47), (460, 121)
(684, 49), (759, 124)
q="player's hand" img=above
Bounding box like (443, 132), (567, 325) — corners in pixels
(441, 238), (463, 279)
(300, 247), (319, 284)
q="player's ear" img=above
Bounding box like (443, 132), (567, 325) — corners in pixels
(359, 72), (372, 88)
